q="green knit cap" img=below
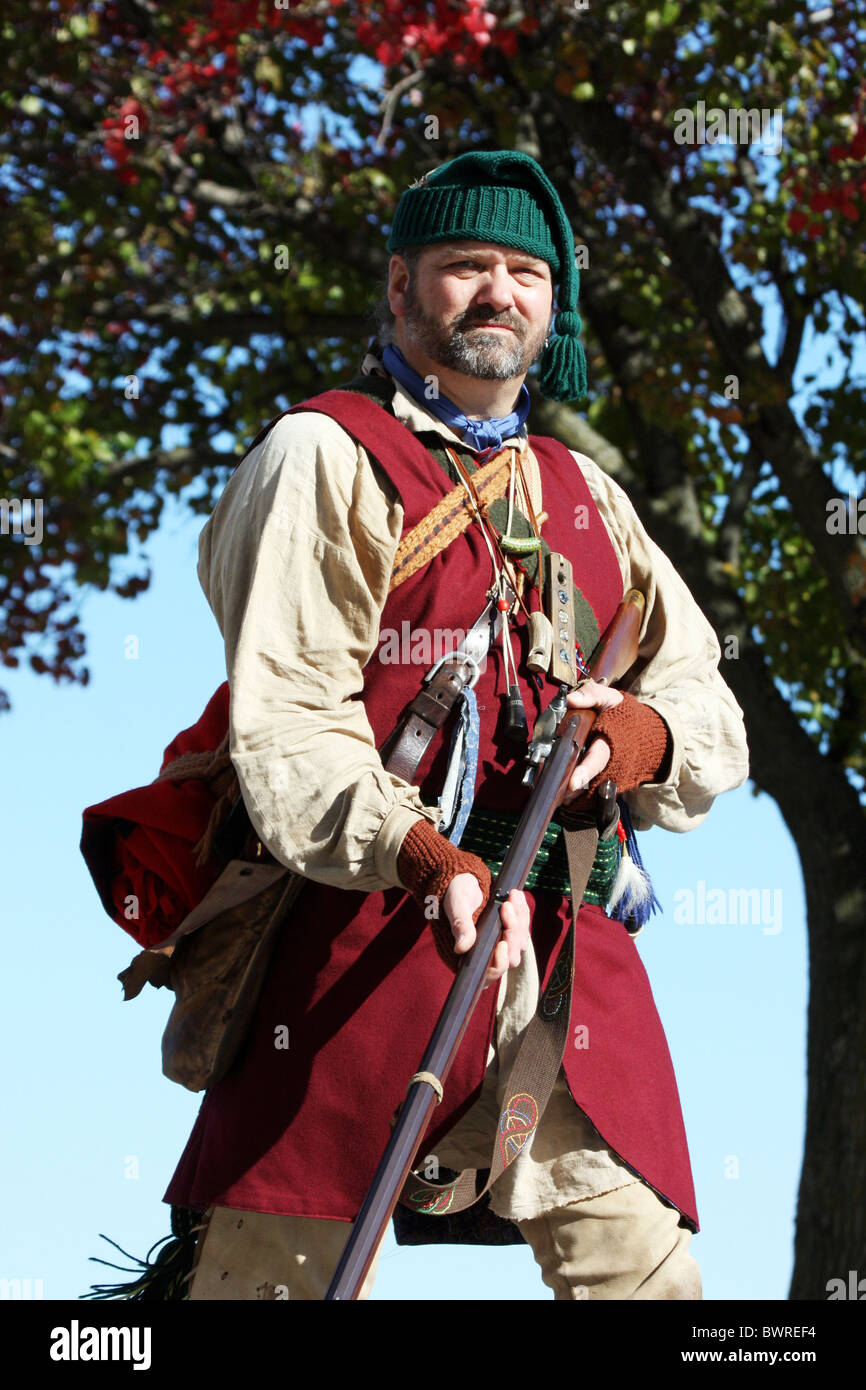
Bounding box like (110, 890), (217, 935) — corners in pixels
(386, 150), (586, 402)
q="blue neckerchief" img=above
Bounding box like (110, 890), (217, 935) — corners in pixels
(382, 343), (530, 454)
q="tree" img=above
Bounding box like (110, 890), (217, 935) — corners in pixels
(2, 0), (864, 1297)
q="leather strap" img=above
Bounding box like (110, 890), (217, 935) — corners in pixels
(398, 825), (600, 1216)
(380, 653), (480, 783)
(520, 444), (544, 521)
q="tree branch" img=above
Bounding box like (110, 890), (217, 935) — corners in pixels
(376, 70), (426, 150)
(717, 444), (763, 571)
(546, 94), (866, 647)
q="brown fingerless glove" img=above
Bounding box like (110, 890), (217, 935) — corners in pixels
(586, 692), (672, 793)
(396, 817), (492, 973)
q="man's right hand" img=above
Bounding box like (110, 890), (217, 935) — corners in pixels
(442, 874), (530, 987)
(397, 817), (531, 975)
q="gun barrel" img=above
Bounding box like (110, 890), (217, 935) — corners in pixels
(325, 589), (644, 1300)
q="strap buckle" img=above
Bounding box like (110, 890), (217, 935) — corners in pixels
(423, 648), (482, 690)
(422, 596), (494, 692)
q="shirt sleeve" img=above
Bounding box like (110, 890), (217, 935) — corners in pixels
(197, 411), (441, 892)
(574, 452), (750, 833)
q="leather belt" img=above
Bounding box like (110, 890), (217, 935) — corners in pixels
(378, 590), (511, 784)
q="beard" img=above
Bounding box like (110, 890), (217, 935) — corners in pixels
(403, 275), (552, 381)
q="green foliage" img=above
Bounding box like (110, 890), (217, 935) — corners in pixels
(0, 0), (864, 784)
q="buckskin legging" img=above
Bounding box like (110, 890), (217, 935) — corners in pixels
(185, 1180), (700, 1301)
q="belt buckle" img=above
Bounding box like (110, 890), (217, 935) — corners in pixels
(423, 648), (482, 690)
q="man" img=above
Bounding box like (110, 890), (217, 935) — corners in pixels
(167, 151), (748, 1300)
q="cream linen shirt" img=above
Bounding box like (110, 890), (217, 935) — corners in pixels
(197, 349), (749, 1220)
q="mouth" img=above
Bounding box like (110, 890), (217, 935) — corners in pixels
(466, 322), (516, 332)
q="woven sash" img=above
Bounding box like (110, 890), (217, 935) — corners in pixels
(458, 804), (621, 905)
(388, 447), (514, 592)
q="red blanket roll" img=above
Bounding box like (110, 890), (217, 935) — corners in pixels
(80, 682), (231, 949)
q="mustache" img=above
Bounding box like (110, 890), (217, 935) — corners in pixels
(457, 310), (524, 333)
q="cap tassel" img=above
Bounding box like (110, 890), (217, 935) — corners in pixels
(538, 310), (587, 402)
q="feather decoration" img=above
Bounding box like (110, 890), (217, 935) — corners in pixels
(607, 799), (661, 934)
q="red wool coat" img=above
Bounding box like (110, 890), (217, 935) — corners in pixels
(161, 389), (699, 1233)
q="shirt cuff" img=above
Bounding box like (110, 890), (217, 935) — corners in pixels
(373, 801), (442, 889)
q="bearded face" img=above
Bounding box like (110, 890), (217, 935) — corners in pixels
(400, 247), (554, 382)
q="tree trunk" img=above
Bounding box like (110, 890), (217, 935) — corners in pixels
(782, 773), (866, 1299)
(529, 392), (866, 1298)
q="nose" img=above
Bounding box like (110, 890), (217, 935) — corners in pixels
(471, 264), (518, 315)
